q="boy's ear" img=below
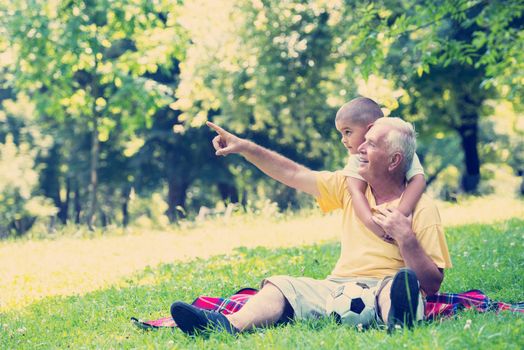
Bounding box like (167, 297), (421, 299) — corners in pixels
(366, 123), (374, 131)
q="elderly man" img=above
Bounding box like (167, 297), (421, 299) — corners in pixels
(171, 111), (452, 335)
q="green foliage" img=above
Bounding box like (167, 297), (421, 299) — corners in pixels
(175, 0), (354, 167)
(0, 219), (523, 348)
(176, 0), (523, 196)
(0, 135), (57, 236)
(380, 0), (524, 102)
(128, 191), (170, 229)
(371, 0), (524, 192)
(0, 0), (522, 229)
(1, 0), (187, 226)
(4, 0), (184, 127)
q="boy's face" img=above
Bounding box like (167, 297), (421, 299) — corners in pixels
(335, 115), (369, 155)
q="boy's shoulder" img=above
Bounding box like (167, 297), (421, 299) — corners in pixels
(341, 155), (363, 179)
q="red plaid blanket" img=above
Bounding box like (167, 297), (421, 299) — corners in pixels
(425, 289), (523, 319)
(131, 288), (258, 330)
(131, 288), (523, 330)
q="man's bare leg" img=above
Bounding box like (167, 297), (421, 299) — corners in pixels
(226, 282), (287, 331)
(377, 279), (392, 323)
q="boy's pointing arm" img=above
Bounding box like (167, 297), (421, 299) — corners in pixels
(207, 121), (320, 197)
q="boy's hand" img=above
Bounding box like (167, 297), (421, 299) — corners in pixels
(206, 121), (246, 156)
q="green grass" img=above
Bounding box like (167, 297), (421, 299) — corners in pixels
(1, 219), (523, 349)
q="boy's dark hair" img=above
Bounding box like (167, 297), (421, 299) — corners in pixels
(335, 97), (384, 125)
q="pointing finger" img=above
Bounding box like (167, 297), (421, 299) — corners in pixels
(206, 121), (228, 136)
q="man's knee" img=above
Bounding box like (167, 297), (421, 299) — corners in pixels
(262, 282), (285, 300)
(262, 282), (294, 323)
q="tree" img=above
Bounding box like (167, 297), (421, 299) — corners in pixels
(174, 1), (370, 198)
(368, 0), (523, 193)
(3, 0), (186, 227)
(0, 133), (57, 236)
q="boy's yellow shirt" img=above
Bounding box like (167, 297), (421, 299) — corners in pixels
(315, 171), (452, 279)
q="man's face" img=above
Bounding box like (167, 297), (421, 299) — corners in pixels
(357, 124), (391, 181)
(335, 116), (369, 155)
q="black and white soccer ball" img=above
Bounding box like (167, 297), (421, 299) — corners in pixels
(326, 282), (376, 326)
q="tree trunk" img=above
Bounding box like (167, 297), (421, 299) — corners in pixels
(166, 177), (188, 223)
(164, 146), (190, 223)
(217, 182), (239, 203)
(10, 217), (36, 236)
(86, 117), (99, 229)
(457, 113), (480, 193)
(59, 177), (71, 224)
(40, 143), (63, 222)
(122, 186), (131, 227)
(86, 54), (101, 229)
(74, 181), (81, 224)
(99, 209), (107, 227)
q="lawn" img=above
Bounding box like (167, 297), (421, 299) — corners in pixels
(1, 218), (523, 349)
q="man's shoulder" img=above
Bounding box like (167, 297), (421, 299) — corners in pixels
(315, 170), (349, 212)
(415, 193), (439, 211)
(413, 194), (441, 224)
(418, 193), (436, 205)
(316, 170), (347, 185)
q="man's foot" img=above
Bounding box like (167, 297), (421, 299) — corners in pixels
(387, 268), (420, 332)
(170, 301), (238, 336)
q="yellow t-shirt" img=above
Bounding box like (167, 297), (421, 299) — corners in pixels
(316, 171), (452, 279)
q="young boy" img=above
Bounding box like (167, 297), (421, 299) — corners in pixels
(336, 97), (426, 243)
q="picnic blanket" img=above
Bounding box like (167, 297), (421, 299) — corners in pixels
(131, 288), (524, 330)
(131, 288), (257, 330)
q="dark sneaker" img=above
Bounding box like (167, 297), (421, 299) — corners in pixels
(387, 268), (420, 332)
(170, 301), (238, 336)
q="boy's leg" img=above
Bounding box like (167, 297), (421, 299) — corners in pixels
(226, 282), (288, 331)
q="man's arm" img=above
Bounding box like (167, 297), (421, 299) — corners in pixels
(372, 208), (443, 295)
(207, 121), (320, 196)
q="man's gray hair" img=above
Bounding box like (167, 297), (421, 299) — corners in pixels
(374, 117), (416, 174)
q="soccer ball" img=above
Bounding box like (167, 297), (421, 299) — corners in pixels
(326, 282), (376, 326)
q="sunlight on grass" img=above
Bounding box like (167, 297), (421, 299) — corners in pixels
(1, 220), (522, 349)
(438, 195), (524, 226)
(0, 213), (339, 311)
(0, 195), (522, 312)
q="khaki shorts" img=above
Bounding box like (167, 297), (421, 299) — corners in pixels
(262, 275), (425, 326)
(262, 275), (383, 324)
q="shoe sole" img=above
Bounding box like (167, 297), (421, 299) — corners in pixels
(170, 302), (208, 336)
(388, 268), (419, 330)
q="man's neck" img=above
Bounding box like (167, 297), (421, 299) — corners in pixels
(369, 177), (406, 205)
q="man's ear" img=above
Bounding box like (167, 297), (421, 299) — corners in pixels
(388, 153), (403, 172)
